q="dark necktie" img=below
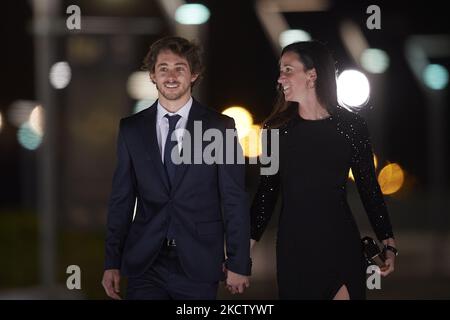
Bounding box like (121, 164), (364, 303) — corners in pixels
(164, 114), (181, 188)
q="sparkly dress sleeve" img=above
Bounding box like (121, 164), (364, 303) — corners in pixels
(350, 117), (394, 241)
(250, 126), (281, 241)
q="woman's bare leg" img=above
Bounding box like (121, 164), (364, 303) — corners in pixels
(333, 285), (350, 300)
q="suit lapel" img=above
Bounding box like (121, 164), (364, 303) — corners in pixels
(171, 100), (207, 192)
(138, 103), (170, 193)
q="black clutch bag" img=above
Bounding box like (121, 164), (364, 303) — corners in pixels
(361, 236), (386, 269)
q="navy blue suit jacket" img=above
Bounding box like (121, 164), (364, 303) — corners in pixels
(104, 99), (251, 282)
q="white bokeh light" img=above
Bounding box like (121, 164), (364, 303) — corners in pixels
(127, 71), (159, 100)
(360, 48), (390, 74)
(337, 70), (370, 110)
(49, 61), (71, 89)
(29, 105), (44, 136)
(0, 111), (3, 132)
(279, 29), (312, 48)
(175, 4), (210, 25)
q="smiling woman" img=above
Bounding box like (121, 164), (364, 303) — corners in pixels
(250, 41), (397, 300)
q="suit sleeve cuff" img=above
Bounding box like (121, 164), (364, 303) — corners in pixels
(225, 258), (252, 276)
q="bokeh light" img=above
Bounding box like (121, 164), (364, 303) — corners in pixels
(133, 99), (156, 114)
(378, 163), (404, 195)
(279, 29), (312, 48)
(17, 122), (42, 150)
(7, 100), (36, 127)
(175, 4), (210, 25)
(241, 124), (262, 158)
(423, 64), (449, 90)
(49, 61), (71, 89)
(127, 71), (159, 100)
(337, 69), (370, 110)
(360, 48), (390, 74)
(221, 106), (253, 140)
(29, 105), (44, 136)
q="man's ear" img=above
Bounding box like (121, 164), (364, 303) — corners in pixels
(307, 68), (317, 82)
(149, 72), (156, 84)
(191, 73), (199, 83)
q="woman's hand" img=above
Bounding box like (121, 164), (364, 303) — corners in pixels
(380, 238), (396, 277)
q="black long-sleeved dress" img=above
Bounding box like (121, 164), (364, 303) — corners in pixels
(250, 106), (394, 299)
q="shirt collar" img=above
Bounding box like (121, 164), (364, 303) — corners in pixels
(157, 97), (193, 123)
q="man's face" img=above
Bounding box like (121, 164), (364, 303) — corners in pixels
(150, 50), (198, 102)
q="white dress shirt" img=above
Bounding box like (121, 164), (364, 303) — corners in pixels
(156, 97), (192, 162)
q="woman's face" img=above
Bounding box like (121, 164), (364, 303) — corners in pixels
(277, 51), (312, 103)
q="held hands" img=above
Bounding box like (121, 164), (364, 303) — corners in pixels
(222, 239), (255, 295)
(222, 239), (257, 295)
(102, 269), (122, 300)
(222, 264), (250, 295)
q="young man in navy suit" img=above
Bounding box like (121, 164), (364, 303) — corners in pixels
(101, 36), (251, 299)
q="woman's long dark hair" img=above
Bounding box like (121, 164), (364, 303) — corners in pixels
(265, 40), (338, 128)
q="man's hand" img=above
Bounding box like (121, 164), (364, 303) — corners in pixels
(225, 270), (249, 294)
(102, 269), (122, 300)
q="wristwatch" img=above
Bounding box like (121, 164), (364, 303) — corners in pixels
(383, 245), (398, 256)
